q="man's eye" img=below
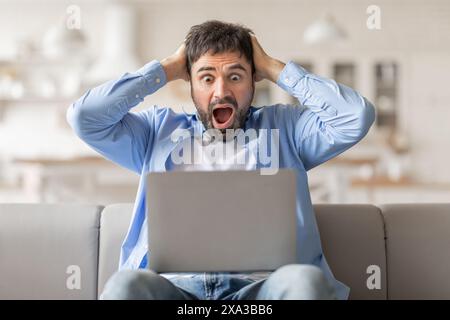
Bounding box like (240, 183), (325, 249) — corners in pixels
(202, 76), (213, 83)
(230, 75), (241, 81)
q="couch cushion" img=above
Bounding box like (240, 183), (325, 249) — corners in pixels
(380, 203), (450, 299)
(97, 203), (134, 297)
(314, 204), (387, 300)
(0, 203), (101, 299)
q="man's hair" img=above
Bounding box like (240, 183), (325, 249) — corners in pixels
(184, 20), (255, 76)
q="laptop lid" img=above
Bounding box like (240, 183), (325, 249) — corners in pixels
(146, 169), (297, 273)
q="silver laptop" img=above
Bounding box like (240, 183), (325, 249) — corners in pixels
(146, 169), (297, 273)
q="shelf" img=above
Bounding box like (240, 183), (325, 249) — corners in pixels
(0, 97), (76, 104)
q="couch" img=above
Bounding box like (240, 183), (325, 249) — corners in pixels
(1, 202), (449, 300)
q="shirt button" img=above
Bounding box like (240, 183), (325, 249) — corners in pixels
(155, 78), (161, 83)
(326, 106), (337, 116)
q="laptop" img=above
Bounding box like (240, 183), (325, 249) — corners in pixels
(146, 169), (297, 273)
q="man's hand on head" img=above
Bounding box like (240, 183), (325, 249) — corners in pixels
(250, 34), (285, 84)
(161, 41), (190, 83)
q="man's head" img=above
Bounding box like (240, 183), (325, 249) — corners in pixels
(185, 20), (255, 132)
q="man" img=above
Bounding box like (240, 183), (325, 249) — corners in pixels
(67, 20), (375, 300)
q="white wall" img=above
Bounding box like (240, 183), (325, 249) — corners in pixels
(1, 0), (450, 184)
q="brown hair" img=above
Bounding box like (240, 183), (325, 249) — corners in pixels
(184, 20), (255, 76)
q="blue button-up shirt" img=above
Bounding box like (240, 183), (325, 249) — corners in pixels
(67, 60), (375, 300)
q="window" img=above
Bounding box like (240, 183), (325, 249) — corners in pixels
(333, 63), (356, 88)
(374, 62), (397, 130)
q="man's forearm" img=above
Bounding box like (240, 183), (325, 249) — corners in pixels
(265, 58), (286, 84)
(161, 57), (182, 83)
(277, 61), (376, 139)
(67, 60), (166, 133)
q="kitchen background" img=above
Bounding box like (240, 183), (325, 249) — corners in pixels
(0, 0), (449, 205)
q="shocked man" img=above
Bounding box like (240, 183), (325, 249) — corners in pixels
(67, 20), (375, 300)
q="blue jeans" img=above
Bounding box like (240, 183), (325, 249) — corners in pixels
(101, 264), (337, 300)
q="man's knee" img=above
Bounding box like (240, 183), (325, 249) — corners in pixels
(274, 264), (325, 284)
(263, 264), (336, 300)
(101, 269), (162, 300)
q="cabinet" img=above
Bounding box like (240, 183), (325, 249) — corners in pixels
(265, 56), (404, 139)
(374, 62), (398, 130)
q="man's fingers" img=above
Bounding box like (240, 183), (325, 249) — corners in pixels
(250, 34), (258, 45)
(255, 75), (264, 82)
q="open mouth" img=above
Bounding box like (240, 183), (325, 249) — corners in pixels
(212, 104), (235, 129)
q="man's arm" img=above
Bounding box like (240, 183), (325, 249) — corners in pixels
(67, 43), (188, 174)
(251, 35), (376, 171)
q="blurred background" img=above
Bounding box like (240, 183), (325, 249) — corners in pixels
(0, 0), (449, 205)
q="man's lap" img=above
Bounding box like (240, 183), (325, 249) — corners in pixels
(101, 264), (336, 300)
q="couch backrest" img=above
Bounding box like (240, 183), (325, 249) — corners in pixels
(381, 203), (450, 299)
(2, 202), (450, 300)
(314, 204), (387, 299)
(0, 204), (102, 300)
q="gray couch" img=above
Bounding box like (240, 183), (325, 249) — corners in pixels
(1, 203), (449, 300)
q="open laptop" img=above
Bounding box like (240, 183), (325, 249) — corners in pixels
(146, 169), (297, 273)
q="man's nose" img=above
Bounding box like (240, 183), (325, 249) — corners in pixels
(213, 77), (231, 100)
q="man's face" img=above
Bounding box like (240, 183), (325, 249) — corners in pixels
(190, 50), (255, 132)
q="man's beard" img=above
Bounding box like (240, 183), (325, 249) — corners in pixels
(191, 84), (254, 135)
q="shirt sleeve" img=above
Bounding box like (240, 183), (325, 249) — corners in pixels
(66, 60), (167, 174)
(276, 61), (376, 171)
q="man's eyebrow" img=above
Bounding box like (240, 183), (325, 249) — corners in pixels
(196, 66), (216, 73)
(228, 63), (248, 72)
(196, 63), (248, 74)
